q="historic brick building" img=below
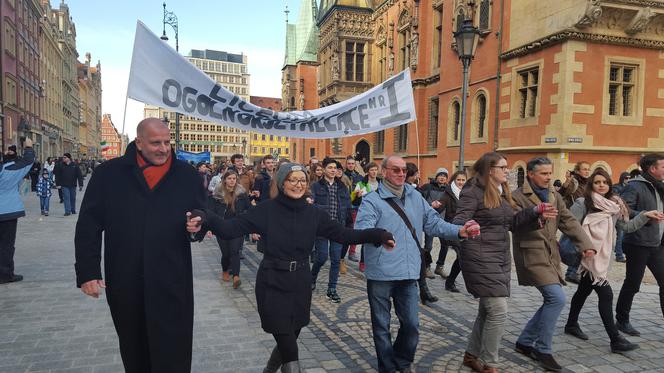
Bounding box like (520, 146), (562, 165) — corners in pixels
(285, 0), (664, 183)
(100, 114), (121, 160)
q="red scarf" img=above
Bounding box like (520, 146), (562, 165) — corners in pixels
(136, 152), (172, 190)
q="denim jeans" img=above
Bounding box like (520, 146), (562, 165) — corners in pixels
(39, 196), (50, 213)
(311, 239), (342, 290)
(62, 186), (77, 214)
(614, 229), (625, 260)
(517, 284), (566, 354)
(467, 297), (508, 366)
(367, 279), (419, 373)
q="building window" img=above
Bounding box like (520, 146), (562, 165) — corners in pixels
(608, 64), (636, 117)
(4, 22), (15, 56)
(377, 41), (386, 82)
(432, 5), (443, 70)
(479, 0), (491, 31)
(475, 93), (487, 138)
(309, 147), (315, 158)
(455, 9), (465, 33)
(332, 138), (341, 155)
(398, 15), (411, 70)
(261, 134), (266, 141)
(345, 41), (365, 82)
(374, 130), (385, 154)
(428, 98), (439, 150)
(518, 67), (539, 118)
(394, 124), (408, 152)
(516, 166), (525, 188)
(447, 100), (461, 146)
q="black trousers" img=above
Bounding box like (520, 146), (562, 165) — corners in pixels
(567, 273), (620, 340)
(216, 236), (243, 275)
(616, 243), (664, 323)
(272, 328), (301, 363)
(0, 219), (18, 280)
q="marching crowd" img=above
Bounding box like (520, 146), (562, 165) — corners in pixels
(2, 118), (664, 373)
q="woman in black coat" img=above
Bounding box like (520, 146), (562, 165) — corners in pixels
(187, 163), (394, 373)
(439, 170), (467, 292)
(452, 152), (551, 373)
(207, 169), (251, 288)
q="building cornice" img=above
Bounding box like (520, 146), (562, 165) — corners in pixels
(497, 145), (664, 153)
(606, 0), (664, 9)
(412, 73), (440, 87)
(501, 29), (664, 59)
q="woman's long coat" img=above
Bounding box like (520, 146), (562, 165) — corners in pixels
(74, 142), (207, 373)
(205, 193), (386, 334)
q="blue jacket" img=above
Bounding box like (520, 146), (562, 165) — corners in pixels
(355, 182), (462, 281)
(0, 147), (35, 221)
(310, 178), (351, 226)
(36, 176), (54, 198)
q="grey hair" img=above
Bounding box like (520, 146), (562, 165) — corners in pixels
(381, 155), (402, 170)
(526, 157), (553, 172)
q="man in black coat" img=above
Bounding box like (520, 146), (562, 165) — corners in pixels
(74, 118), (207, 373)
(55, 153), (83, 216)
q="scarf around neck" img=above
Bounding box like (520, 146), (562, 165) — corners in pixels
(383, 178), (404, 199)
(450, 181), (462, 200)
(579, 192), (621, 286)
(137, 151), (172, 190)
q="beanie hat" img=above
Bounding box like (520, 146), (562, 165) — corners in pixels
(63, 153), (72, 160)
(276, 163), (306, 191)
(435, 167), (449, 178)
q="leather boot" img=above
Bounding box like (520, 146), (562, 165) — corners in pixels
(263, 346), (282, 373)
(462, 352), (483, 372)
(419, 278), (438, 306)
(339, 259), (347, 274)
(280, 360), (301, 373)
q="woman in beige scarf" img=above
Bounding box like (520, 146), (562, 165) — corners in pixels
(564, 168), (664, 352)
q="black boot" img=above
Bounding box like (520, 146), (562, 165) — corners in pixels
(564, 323), (589, 340)
(263, 346), (282, 373)
(419, 278), (438, 306)
(610, 334), (639, 353)
(280, 360), (301, 373)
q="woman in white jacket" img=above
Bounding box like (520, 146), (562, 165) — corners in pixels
(564, 168), (664, 352)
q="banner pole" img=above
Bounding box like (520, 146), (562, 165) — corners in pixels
(121, 94), (129, 135)
(414, 118), (421, 178)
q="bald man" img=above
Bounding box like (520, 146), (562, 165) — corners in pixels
(74, 118), (207, 373)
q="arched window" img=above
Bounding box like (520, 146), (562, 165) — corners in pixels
(290, 96), (295, 109)
(456, 9), (465, 33)
(479, 0), (491, 30)
(517, 167), (525, 188)
(398, 11), (411, 70)
(477, 94), (487, 138)
(453, 101), (461, 141)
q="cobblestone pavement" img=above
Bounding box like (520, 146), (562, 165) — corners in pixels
(1, 182), (663, 372)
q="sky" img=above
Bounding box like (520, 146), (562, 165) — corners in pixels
(63, 0), (304, 140)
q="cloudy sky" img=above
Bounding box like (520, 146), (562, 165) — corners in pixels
(65, 0), (304, 139)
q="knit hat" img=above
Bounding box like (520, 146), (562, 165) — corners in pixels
(276, 163), (306, 191)
(435, 167), (449, 178)
(63, 153), (72, 160)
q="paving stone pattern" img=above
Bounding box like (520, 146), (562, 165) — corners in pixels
(1, 182), (663, 372)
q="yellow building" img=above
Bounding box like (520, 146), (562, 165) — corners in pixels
(77, 53), (102, 159)
(39, 0), (64, 158)
(248, 96), (289, 162)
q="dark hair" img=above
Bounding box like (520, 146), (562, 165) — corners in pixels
(618, 172), (630, 185)
(262, 154), (274, 163)
(472, 152), (515, 209)
(364, 162), (378, 173)
(322, 157), (336, 167)
(406, 162), (418, 179)
(346, 155), (355, 161)
(230, 154), (243, 163)
(639, 153), (664, 174)
(629, 168), (641, 178)
(553, 179), (562, 188)
(527, 157), (552, 172)
(584, 168), (615, 214)
(450, 170), (467, 183)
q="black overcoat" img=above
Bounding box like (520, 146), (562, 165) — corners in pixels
(204, 193), (386, 334)
(74, 142), (206, 373)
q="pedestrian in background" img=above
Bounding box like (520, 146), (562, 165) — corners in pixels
(421, 167), (449, 279)
(0, 138), (34, 284)
(439, 170), (467, 293)
(36, 168), (54, 216)
(55, 153), (83, 216)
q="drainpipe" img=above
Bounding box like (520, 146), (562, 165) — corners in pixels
(493, 0), (505, 151)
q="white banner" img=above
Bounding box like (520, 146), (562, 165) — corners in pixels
(127, 21), (416, 139)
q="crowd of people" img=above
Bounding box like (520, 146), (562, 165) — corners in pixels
(1, 117), (658, 373)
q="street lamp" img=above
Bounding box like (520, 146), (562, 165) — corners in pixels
(161, 2), (181, 151)
(453, 18), (480, 172)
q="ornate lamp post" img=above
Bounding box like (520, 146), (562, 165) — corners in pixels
(453, 19), (480, 171)
(161, 2), (181, 151)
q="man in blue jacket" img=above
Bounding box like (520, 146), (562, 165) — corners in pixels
(311, 157), (352, 303)
(0, 138), (35, 284)
(355, 155), (478, 373)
